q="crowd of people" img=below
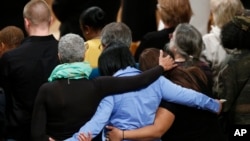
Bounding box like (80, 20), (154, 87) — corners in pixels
(0, 0), (250, 141)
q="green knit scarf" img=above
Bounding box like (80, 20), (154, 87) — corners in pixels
(48, 62), (92, 82)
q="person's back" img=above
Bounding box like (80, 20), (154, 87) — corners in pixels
(218, 10), (250, 140)
(0, 0), (59, 140)
(161, 67), (224, 141)
(138, 48), (224, 141)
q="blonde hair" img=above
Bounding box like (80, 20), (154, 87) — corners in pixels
(210, 0), (244, 28)
(157, 0), (193, 27)
(23, 0), (51, 26)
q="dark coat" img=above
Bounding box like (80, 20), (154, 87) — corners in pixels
(0, 35), (59, 141)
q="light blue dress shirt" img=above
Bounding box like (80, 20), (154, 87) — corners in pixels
(65, 67), (220, 141)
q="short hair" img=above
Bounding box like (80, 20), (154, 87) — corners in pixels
(157, 0), (193, 27)
(98, 41), (136, 76)
(139, 48), (169, 71)
(58, 33), (85, 63)
(0, 26), (24, 49)
(172, 23), (204, 60)
(100, 22), (132, 48)
(221, 9), (250, 49)
(23, 0), (51, 26)
(79, 6), (107, 31)
(210, 0), (244, 28)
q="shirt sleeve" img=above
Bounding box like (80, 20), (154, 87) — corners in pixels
(93, 66), (164, 95)
(65, 96), (114, 141)
(31, 85), (49, 141)
(159, 77), (220, 113)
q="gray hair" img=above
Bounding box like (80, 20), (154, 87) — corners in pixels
(173, 23), (204, 59)
(101, 22), (132, 48)
(58, 33), (85, 63)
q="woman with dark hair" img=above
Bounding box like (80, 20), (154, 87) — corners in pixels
(70, 42), (222, 141)
(106, 48), (225, 141)
(79, 6), (107, 68)
(218, 9), (250, 140)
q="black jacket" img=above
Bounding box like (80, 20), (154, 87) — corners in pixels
(0, 35), (59, 141)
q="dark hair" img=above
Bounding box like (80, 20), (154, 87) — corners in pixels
(139, 48), (208, 92)
(221, 10), (250, 50)
(98, 41), (136, 76)
(139, 48), (170, 71)
(79, 6), (107, 30)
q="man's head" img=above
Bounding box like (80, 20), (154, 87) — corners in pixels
(23, 0), (52, 33)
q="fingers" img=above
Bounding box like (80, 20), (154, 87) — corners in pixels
(78, 133), (92, 141)
(49, 137), (55, 141)
(158, 50), (177, 71)
(88, 132), (92, 139)
(106, 125), (114, 130)
(159, 50), (163, 59)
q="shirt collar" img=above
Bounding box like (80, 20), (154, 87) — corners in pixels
(113, 66), (141, 77)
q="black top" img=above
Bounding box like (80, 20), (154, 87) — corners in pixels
(160, 100), (225, 141)
(134, 27), (175, 62)
(0, 35), (59, 141)
(30, 66), (164, 141)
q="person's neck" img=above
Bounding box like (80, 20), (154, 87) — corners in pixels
(88, 30), (101, 40)
(27, 27), (50, 36)
(164, 24), (173, 29)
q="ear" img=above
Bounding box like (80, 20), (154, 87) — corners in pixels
(49, 16), (53, 26)
(24, 18), (30, 27)
(1, 42), (6, 50)
(0, 42), (6, 56)
(84, 25), (91, 34)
